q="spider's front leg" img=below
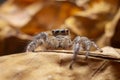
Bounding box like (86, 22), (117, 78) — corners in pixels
(69, 36), (82, 69)
(26, 32), (48, 52)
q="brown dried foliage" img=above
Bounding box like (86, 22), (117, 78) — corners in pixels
(0, 0), (120, 79)
(0, 47), (120, 80)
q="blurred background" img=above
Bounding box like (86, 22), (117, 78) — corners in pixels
(0, 0), (119, 55)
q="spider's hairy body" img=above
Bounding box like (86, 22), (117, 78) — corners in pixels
(26, 29), (72, 51)
(46, 35), (72, 49)
(26, 28), (103, 69)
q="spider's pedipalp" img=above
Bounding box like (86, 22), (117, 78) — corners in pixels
(26, 32), (48, 52)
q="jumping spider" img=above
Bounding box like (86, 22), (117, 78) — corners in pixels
(26, 29), (103, 69)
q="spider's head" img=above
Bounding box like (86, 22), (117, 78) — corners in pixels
(52, 29), (70, 36)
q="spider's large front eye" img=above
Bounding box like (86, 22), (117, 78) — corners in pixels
(55, 30), (59, 34)
(61, 30), (65, 34)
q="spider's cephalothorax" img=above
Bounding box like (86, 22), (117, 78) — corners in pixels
(26, 29), (103, 69)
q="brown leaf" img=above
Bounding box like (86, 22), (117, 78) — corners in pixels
(0, 47), (120, 80)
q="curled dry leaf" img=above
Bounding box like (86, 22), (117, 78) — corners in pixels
(96, 8), (120, 47)
(64, 0), (119, 48)
(0, 47), (120, 80)
(0, 2), (43, 27)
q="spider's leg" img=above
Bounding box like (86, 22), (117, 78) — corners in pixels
(69, 36), (82, 69)
(85, 44), (91, 60)
(69, 42), (80, 69)
(26, 32), (48, 52)
(91, 41), (103, 52)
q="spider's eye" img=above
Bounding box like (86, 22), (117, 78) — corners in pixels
(55, 30), (59, 34)
(66, 29), (68, 32)
(65, 29), (69, 34)
(52, 30), (54, 33)
(61, 30), (65, 34)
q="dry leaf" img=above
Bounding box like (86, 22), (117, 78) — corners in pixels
(0, 47), (120, 80)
